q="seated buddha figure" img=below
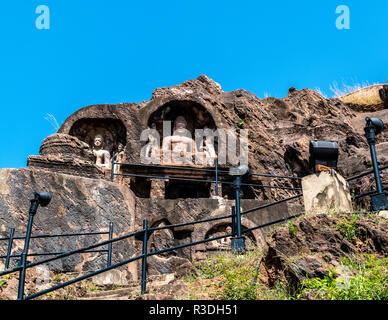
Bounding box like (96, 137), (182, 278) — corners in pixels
(161, 116), (198, 166)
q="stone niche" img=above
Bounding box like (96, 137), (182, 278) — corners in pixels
(147, 100), (217, 139)
(69, 118), (127, 154)
(28, 118), (128, 179)
(143, 100), (219, 199)
(203, 223), (257, 251)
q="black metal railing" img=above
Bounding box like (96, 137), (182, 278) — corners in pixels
(0, 185), (303, 300)
(0, 223), (114, 270)
(346, 165), (388, 200)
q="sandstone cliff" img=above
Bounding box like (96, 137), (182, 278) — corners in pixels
(52, 75), (388, 200)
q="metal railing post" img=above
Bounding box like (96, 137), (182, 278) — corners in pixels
(365, 118), (387, 210)
(5, 228), (15, 270)
(141, 219), (148, 295)
(107, 222), (113, 268)
(110, 151), (115, 182)
(235, 177), (242, 238)
(231, 206), (236, 236)
(215, 159), (219, 196)
(17, 195), (39, 300)
(231, 175), (245, 252)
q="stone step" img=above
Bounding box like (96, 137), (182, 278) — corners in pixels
(83, 287), (136, 298)
(76, 273), (177, 300)
(78, 293), (133, 300)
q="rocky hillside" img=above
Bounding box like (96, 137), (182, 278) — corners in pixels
(139, 211), (388, 300)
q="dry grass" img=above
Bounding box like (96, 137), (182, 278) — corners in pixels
(330, 81), (385, 105)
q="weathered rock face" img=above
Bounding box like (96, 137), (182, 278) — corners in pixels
(302, 170), (353, 215)
(27, 133), (106, 179)
(0, 168), (137, 280)
(47, 75), (387, 201)
(134, 196), (302, 275)
(39, 133), (94, 160)
(0, 168), (302, 279)
(380, 86), (388, 109)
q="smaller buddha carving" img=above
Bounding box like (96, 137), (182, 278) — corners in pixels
(207, 225), (233, 249)
(113, 142), (126, 174)
(92, 134), (111, 170)
(219, 226), (233, 247)
(196, 126), (217, 166)
(144, 123), (160, 163)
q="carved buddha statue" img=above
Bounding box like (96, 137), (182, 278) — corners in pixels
(113, 142), (126, 173)
(161, 116), (198, 165)
(92, 134), (111, 170)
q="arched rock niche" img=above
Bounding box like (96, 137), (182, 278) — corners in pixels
(69, 118), (127, 154)
(147, 100), (218, 199)
(147, 100), (217, 140)
(204, 223), (257, 249)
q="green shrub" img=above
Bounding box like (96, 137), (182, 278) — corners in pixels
(257, 280), (290, 300)
(0, 274), (11, 289)
(195, 255), (229, 279)
(336, 215), (358, 243)
(287, 221), (298, 237)
(189, 252), (259, 300)
(219, 266), (257, 300)
(298, 255), (388, 300)
(237, 120), (244, 128)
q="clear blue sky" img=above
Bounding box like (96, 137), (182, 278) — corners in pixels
(1, 0), (387, 168)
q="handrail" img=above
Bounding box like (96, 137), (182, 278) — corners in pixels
(240, 193), (303, 216)
(0, 224), (114, 273)
(0, 190), (304, 299)
(23, 232), (234, 300)
(0, 229), (144, 277)
(346, 165), (388, 182)
(0, 249), (108, 259)
(0, 211), (236, 276)
(0, 231), (109, 241)
(147, 213), (233, 232)
(0, 208), (242, 277)
(352, 185), (388, 200)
